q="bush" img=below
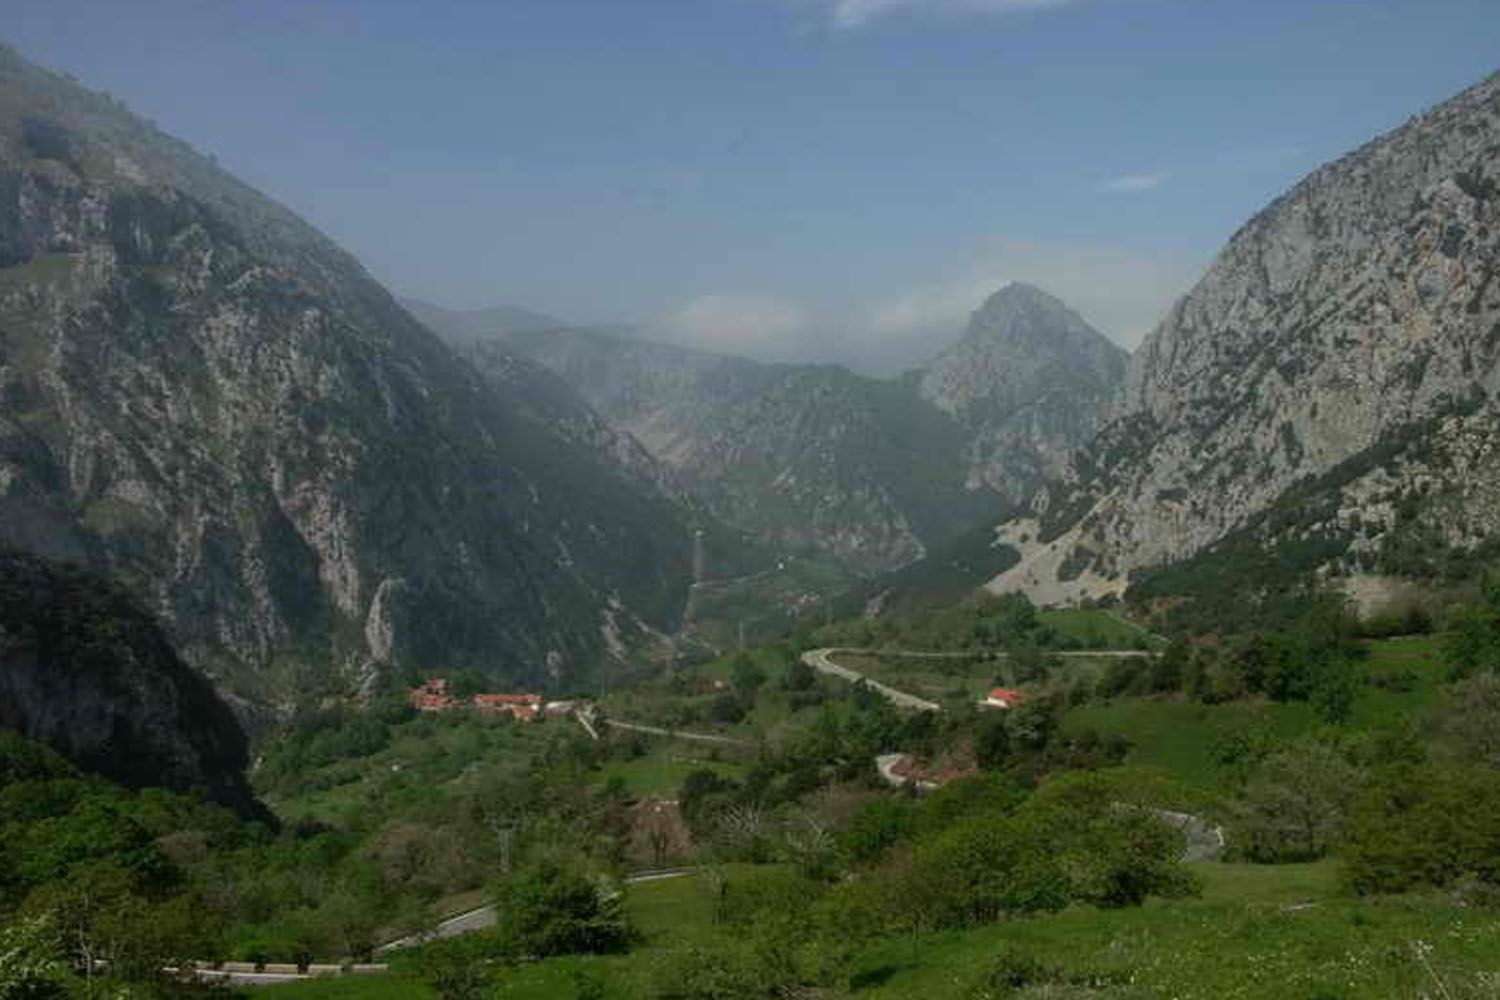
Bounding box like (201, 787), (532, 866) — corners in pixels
(1343, 763), (1500, 894)
(490, 859), (631, 958)
(1233, 740), (1363, 862)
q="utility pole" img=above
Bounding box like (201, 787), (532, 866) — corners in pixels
(738, 620), (746, 652)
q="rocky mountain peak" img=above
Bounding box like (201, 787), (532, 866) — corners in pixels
(915, 283), (1127, 499)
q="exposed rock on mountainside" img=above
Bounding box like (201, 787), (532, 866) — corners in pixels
(918, 282), (1127, 499)
(452, 291), (1123, 577)
(0, 550), (265, 819)
(991, 70), (1500, 603)
(0, 44), (704, 703)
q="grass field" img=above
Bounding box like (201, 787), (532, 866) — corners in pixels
(1038, 608), (1161, 649)
(852, 861), (1500, 999)
(251, 859), (1500, 999)
(833, 651), (997, 706)
(595, 747), (747, 797)
(1061, 635), (1451, 804)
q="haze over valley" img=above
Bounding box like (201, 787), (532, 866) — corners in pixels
(4, 4), (1500, 997)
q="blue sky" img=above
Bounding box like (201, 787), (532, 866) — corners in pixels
(11, 0), (1500, 370)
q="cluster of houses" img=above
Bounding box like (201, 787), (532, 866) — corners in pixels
(408, 678), (577, 722)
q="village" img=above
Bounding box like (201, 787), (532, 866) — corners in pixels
(407, 677), (581, 723)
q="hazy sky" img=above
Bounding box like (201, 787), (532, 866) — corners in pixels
(12, 0), (1500, 371)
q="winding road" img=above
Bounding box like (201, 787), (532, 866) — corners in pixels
(801, 645), (1156, 713)
(375, 868), (693, 955)
(802, 648), (942, 711)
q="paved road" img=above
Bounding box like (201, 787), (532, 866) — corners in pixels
(802, 648), (942, 711)
(802, 646), (1156, 713)
(573, 709), (601, 741)
(377, 869), (692, 955)
(170, 963), (387, 987)
(603, 719), (754, 747)
(840, 647), (1152, 660)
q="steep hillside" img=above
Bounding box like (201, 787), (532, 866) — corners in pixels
(0, 45), (704, 704)
(918, 282), (1126, 499)
(463, 291), (1120, 577)
(476, 326), (978, 573)
(0, 550), (264, 818)
(991, 70), (1500, 607)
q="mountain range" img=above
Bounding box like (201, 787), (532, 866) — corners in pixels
(4, 35), (1496, 732)
(418, 284), (1128, 577)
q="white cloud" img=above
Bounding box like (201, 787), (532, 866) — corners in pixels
(653, 242), (1203, 375)
(1097, 172), (1167, 194)
(664, 293), (814, 355)
(795, 0), (1080, 29)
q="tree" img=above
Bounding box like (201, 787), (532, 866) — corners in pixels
(781, 658), (815, 692)
(730, 655), (767, 695)
(0, 916), (69, 1000)
(1444, 576), (1500, 677)
(1234, 740), (1363, 862)
(1152, 640), (1191, 693)
(491, 859), (630, 958)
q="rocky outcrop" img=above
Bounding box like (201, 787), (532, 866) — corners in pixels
(0, 550), (265, 818)
(990, 70), (1500, 601)
(917, 282), (1127, 500)
(0, 45), (705, 704)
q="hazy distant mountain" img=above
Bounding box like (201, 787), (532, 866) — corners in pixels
(990, 69), (1500, 606)
(0, 44), (711, 704)
(399, 297), (564, 343)
(487, 288), (1126, 576)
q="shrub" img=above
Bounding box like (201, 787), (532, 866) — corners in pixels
(1343, 763), (1500, 894)
(1233, 740), (1363, 862)
(490, 859), (630, 958)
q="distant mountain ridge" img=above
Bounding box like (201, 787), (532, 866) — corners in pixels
(988, 69), (1500, 608)
(417, 284), (1127, 576)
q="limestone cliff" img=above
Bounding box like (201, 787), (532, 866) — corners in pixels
(990, 70), (1500, 603)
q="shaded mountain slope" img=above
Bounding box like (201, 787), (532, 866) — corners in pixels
(0, 550), (264, 818)
(0, 43), (706, 704)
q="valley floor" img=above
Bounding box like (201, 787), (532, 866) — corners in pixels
(252, 859), (1500, 999)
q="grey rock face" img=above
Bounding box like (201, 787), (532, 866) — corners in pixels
(0, 45), (701, 704)
(918, 282), (1127, 499)
(992, 70), (1500, 597)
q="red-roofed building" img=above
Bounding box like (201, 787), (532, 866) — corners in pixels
(410, 678), (455, 712)
(981, 687), (1026, 710)
(472, 692), (542, 721)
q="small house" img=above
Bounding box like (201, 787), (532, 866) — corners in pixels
(410, 678), (455, 712)
(981, 687), (1026, 710)
(472, 692), (542, 721)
